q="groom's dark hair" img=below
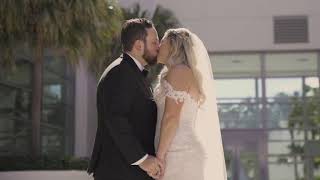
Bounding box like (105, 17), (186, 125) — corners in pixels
(121, 18), (154, 52)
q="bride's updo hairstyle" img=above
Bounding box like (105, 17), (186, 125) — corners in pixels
(162, 28), (206, 104)
(162, 28), (192, 67)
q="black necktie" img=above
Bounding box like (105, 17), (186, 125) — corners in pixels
(142, 69), (149, 78)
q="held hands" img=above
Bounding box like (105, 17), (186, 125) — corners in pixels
(156, 154), (166, 179)
(155, 157), (166, 180)
(139, 155), (165, 179)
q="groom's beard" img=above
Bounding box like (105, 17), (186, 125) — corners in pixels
(143, 47), (157, 65)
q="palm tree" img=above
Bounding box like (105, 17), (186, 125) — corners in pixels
(152, 5), (180, 39)
(0, 0), (122, 158)
(122, 4), (180, 39)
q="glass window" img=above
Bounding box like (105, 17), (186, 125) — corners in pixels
(268, 141), (304, 155)
(306, 77), (319, 89)
(265, 52), (317, 77)
(268, 130), (305, 141)
(43, 84), (63, 105)
(0, 59), (32, 156)
(305, 77), (319, 97)
(239, 151), (260, 179)
(44, 56), (66, 76)
(41, 124), (64, 155)
(0, 84), (31, 156)
(265, 78), (305, 128)
(266, 103), (303, 128)
(215, 74), (261, 129)
(307, 129), (320, 141)
(43, 69), (66, 84)
(0, 54), (74, 157)
(216, 79), (257, 100)
(1, 60), (32, 87)
(213, 51), (320, 179)
(40, 55), (73, 156)
(218, 103), (261, 128)
(212, 54), (260, 78)
(268, 161), (304, 180)
(266, 78), (302, 98)
(224, 150), (234, 180)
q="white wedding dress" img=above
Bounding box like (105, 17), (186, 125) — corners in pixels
(154, 79), (206, 180)
(153, 29), (227, 180)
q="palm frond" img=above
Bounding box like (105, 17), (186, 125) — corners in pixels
(0, 0), (122, 72)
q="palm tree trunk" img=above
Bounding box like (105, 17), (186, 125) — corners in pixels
(31, 33), (44, 159)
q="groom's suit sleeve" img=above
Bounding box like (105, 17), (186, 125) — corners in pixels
(102, 68), (146, 165)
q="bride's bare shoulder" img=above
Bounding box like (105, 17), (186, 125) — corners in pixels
(166, 64), (193, 91)
(167, 64), (192, 79)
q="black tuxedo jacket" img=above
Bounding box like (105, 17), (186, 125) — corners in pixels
(88, 53), (158, 180)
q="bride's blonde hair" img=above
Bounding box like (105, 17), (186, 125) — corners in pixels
(161, 28), (205, 103)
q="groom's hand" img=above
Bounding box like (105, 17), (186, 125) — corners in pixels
(139, 155), (164, 179)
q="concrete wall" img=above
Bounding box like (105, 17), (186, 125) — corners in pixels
(0, 171), (93, 180)
(158, 0), (320, 52)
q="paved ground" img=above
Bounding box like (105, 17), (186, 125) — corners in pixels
(0, 171), (93, 180)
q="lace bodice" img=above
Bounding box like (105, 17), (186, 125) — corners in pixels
(153, 79), (201, 152)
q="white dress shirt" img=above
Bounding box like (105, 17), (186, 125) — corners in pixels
(127, 53), (144, 71)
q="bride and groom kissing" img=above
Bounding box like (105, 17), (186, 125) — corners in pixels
(87, 18), (227, 180)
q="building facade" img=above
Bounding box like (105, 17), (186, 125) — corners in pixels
(0, 0), (319, 180)
(157, 0), (320, 179)
(0, 52), (75, 156)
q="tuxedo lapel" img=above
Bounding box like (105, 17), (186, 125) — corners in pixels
(122, 54), (153, 97)
(122, 53), (143, 74)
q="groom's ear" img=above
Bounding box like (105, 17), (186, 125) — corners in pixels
(133, 40), (144, 52)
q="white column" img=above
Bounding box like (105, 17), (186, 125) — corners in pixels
(74, 59), (97, 157)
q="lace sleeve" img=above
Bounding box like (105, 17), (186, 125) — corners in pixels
(162, 80), (190, 103)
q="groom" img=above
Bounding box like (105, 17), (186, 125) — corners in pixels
(87, 18), (165, 180)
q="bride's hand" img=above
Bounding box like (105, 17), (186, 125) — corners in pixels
(156, 156), (166, 179)
(146, 157), (165, 179)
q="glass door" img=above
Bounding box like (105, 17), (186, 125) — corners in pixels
(223, 130), (263, 180)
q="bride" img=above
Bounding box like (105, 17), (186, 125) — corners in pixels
(153, 28), (227, 180)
